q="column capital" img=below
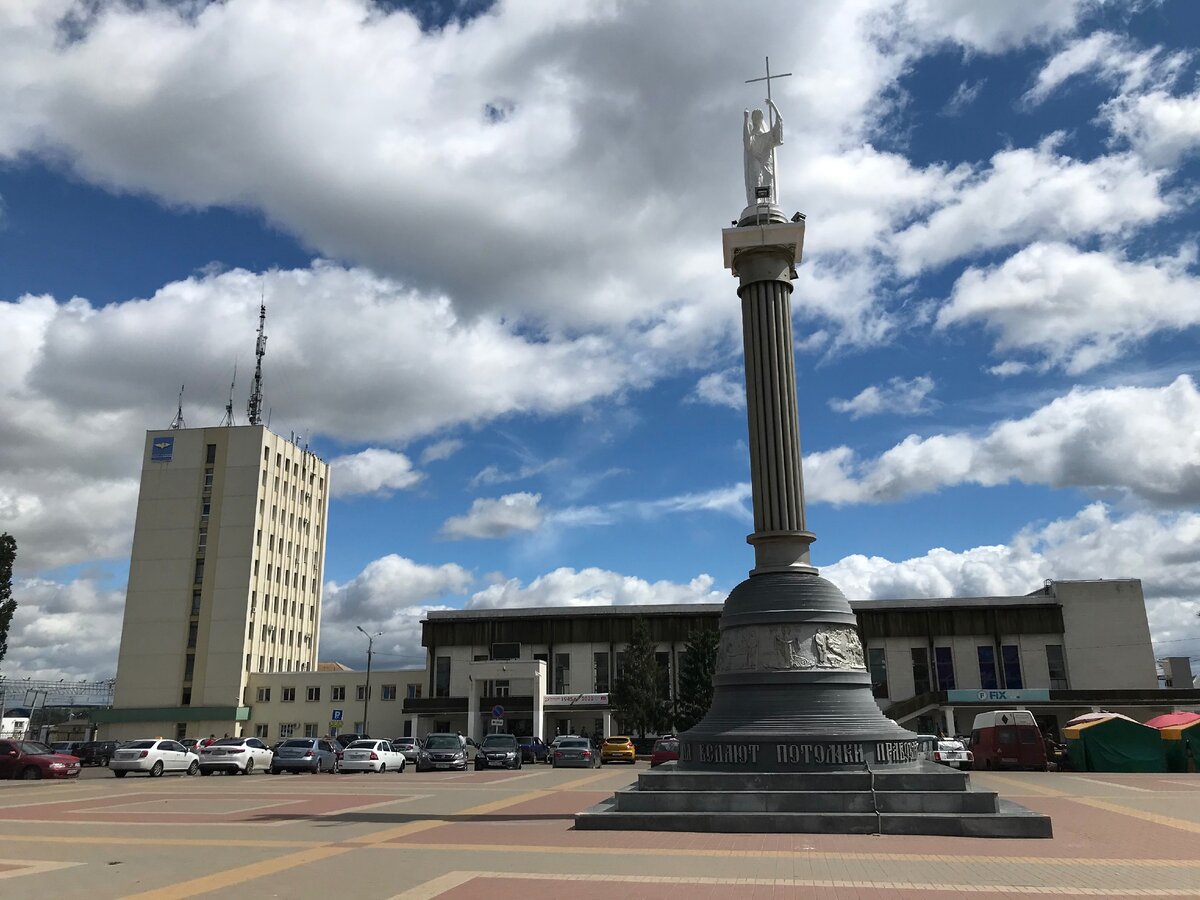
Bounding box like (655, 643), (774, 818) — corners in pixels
(722, 219), (806, 283)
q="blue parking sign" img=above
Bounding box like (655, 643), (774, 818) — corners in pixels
(331, 709), (343, 721)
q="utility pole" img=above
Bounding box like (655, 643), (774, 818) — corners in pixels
(357, 626), (382, 735)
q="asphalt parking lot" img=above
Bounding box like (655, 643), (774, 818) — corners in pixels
(2, 763), (1199, 898)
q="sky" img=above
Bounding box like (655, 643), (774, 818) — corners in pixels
(2, 0), (1200, 682)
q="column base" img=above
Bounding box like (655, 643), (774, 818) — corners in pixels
(747, 530), (817, 575)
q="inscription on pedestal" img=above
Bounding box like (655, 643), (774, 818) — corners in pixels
(679, 738), (920, 769)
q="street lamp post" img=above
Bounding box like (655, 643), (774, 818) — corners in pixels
(356, 626), (382, 735)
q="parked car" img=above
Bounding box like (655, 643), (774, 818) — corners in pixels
(926, 738), (973, 769)
(110, 739), (199, 777)
(600, 735), (637, 764)
(416, 733), (467, 771)
(390, 737), (422, 764)
(50, 741), (86, 757)
(650, 736), (680, 768)
(334, 733), (369, 748)
(517, 736), (550, 764)
(0, 739), (82, 780)
(270, 738), (338, 774)
(552, 737), (599, 769)
(340, 739), (406, 773)
(969, 710), (1048, 771)
(180, 738), (201, 752)
(77, 740), (120, 767)
(474, 734), (522, 770)
(198, 737), (274, 775)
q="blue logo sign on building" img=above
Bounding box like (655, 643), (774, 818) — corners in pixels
(151, 436), (174, 462)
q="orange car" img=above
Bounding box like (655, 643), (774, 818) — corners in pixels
(600, 735), (636, 764)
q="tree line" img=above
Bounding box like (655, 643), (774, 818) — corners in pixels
(608, 618), (720, 737)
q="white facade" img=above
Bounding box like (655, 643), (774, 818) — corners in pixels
(104, 425), (330, 742)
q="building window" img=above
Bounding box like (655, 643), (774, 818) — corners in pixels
(491, 642), (520, 660)
(1001, 644), (1023, 689)
(181, 688), (191, 706)
(434, 656), (451, 698)
(259, 655), (265, 671)
(245, 653), (251, 670)
(406, 684), (422, 700)
(554, 653), (571, 693)
(306, 686), (320, 702)
(493, 680), (510, 697)
(977, 646), (999, 690)
(255, 724), (268, 738)
(1046, 644), (1069, 690)
(614, 651), (626, 681)
(256, 687), (271, 702)
(655, 651), (671, 699)
(194, 558), (204, 584)
(281, 687), (296, 702)
(206, 443), (217, 464)
(868, 648), (888, 698)
(197, 527), (207, 551)
(202, 502), (210, 519)
(356, 685), (370, 701)
(593, 651), (610, 693)
(279, 723), (297, 738)
(910, 647), (931, 695)
(183, 653), (195, 682)
(191, 591), (201, 615)
(304, 723), (318, 738)
(331, 686), (345, 702)
(934, 647), (956, 691)
(381, 684), (397, 701)
(203, 471), (214, 490)
(186, 623), (198, 649)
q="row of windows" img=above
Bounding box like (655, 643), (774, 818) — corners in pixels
(253, 684), (420, 703)
(253, 722), (366, 740)
(266, 445), (325, 489)
(867, 643), (1069, 699)
(253, 655), (314, 674)
(434, 649), (658, 699)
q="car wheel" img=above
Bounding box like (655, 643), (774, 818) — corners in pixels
(244, 758), (254, 775)
(200, 768), (212, 776)
(149, 760), (164, 777)
(101, 757), (110, 767)
(113, 769), (127, 777)
(270, 768), (280, 775)
(21, 766), (42, 780)
(399, 760), (406, 773)
(187, 760), (200, 776)
(378, 763), (386, 774)
(551, 759), (557, 768)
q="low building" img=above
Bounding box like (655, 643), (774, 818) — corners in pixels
(403, 578), (1200, 742)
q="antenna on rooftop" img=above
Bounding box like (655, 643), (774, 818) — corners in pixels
(169, 385), (187, 430)
(247, 290), (267, 426)
(220, 363), (238, 427)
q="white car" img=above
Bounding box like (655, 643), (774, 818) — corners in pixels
(929, 739), (974, 769)
(339, 739), (407, 773)
(110, 739), (199, 777)
(198, 737), (274, 775)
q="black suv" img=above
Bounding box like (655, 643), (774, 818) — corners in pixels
(77, 741), (120, 767)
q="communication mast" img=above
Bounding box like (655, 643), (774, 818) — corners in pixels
(219, 364), (237, 427)
(246, 298), (267, 426)
(169, 385), (186, 430)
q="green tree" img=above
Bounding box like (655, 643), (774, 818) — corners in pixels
(675, 627), (720, 732)
(609, 618), (663, 737)
(0, 533), (16, 667)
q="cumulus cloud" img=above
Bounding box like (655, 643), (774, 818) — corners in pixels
(899, 0), (1085, 52)
(440, 492), (545, 540)
(1105, 88), (1200, 167)
(892, 137), (1173, 275)
(939, 242), (1200, 374)
(689, 369), (745, 410)
(1022, 31), (1187, 106)
(328, 448), (422, 498)
(0, 576), (125, 680)
(830, 375), (935, 419)
(419, 439), (464, 464)
(468, 567), (724, 610)
(807, 377), (1200, 507)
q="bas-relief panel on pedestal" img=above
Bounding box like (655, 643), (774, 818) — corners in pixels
(716, 624), (866, 674)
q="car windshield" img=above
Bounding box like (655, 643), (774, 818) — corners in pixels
(125, 740), (157, 749)
(393, 739), (415, 747)
(424, 735), (460, 750)
(482, 736), (516, 748)
(348, 741), (376, 749)
(559, 740), (589, 749)
(281, 739), (314, 748)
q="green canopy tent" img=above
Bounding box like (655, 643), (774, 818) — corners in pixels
(1064, 715), (1165, 773)
(1160, 719), (1200, 773)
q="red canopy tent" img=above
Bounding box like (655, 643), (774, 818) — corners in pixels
(1144, 712), (1200, 730)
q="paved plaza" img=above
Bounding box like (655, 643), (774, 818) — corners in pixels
(1, 764), (1198, 898)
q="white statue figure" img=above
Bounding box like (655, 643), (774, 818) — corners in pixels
(743, 98), (783, 207)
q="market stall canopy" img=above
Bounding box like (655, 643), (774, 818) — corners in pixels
(1144, 712), (1200, 729)
(1064, 716), (1165, 773)
(1064, 712), (1139, 728)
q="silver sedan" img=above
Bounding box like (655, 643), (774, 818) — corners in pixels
(551, 738), (600, 768)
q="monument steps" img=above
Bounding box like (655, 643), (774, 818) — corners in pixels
(634, 766), (970, 793)
(611, 787), (999, 814)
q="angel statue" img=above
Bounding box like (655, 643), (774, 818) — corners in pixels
(743, 97), (783, 207)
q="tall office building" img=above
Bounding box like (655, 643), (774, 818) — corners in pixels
(102, 425), (330, 741)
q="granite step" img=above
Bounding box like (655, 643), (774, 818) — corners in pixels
(614, 787), (999, 815)
(637, 764), (970, 793)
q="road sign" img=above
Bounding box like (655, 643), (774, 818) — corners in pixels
(331, 709), (343, 721)
(491, 705), (505, 718)
(490, 718), (504, 727)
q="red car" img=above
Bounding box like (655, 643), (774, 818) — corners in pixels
(650, 735), (680, 768)
(0, 739), (82, 780)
